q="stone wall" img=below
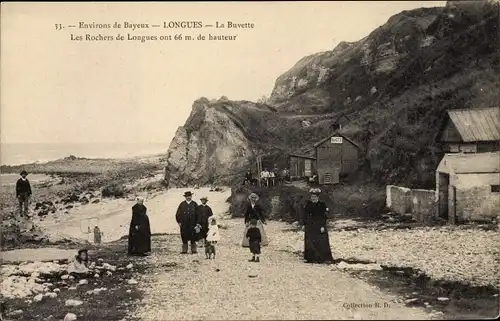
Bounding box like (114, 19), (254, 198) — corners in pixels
(411, 189), (436, 223)
(386, 185), (436, 223)
(386, 185), (412, 214)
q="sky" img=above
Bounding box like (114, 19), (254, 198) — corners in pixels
(1, 1), (446, 145)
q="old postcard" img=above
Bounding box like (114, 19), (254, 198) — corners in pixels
(1, 1), (499, 320)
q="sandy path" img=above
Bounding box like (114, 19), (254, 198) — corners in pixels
(1, 248), (76, 263)
(36, 187), (230, 243)
(133, 195), (434, 320)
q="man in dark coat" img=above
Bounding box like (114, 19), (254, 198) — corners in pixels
(175, 191), (200, 254)
(16, 170), (32, 217)
(244, 170), (253, 185)
(128, 197), (151, 256)
(197, 196), (213, 247)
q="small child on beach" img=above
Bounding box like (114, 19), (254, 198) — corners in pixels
(93, 225), (102, 244)
(67, 249), (92, 279)
(205, 218), (220, 259)
(246, 219), (262, 262)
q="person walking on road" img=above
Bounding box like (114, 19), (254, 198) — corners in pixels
(176, 191), (200, 254)
(301, 188), (334, 264)
(242, 193), (268, 247)
(16, 170), (32, 217)
(246, 218), (262, 262)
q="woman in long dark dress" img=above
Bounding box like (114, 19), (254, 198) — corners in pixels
(301, 188), (333, 263)
(242, 193), (268, 247)
(128, 197), (151, 256)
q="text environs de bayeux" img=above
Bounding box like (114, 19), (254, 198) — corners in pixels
(78, 22), (152, 31)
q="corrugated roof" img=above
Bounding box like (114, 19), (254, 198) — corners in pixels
(437, 152), (500, 174)
(447, 107), (500, 142)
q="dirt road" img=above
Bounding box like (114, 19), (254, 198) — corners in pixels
(134, 218), (435, 320)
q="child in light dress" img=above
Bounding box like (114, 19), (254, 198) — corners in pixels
(67, 249), (92, 279)
(205, 218), (220, 259)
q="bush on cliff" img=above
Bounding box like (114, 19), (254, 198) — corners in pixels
(101, 183), (126, 198)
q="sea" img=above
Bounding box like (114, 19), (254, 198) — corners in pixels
(0, 142), (170, 166)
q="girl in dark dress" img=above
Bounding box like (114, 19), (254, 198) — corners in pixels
(241, 193), (269, 247)
(128, 197), (152, 256)
(301, 188), (333, 264)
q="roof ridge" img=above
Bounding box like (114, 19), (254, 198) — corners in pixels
(447, 106), (499, 113)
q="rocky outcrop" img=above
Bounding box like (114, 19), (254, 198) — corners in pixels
(164, 98), (255, 187)
(269, 7), (443, 114)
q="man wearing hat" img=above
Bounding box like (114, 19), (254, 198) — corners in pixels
(16, 170), (32, 217)
(197, 196), (213, 247)
(175, 191), (200, 254)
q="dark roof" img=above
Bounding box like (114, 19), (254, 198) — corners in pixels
(313, 132), (363, 149)
(289, 153), (316, 160)
(444, 107), (500, 142)
(437, 152), (500, 174)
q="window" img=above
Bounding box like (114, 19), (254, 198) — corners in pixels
(492, 185), (500, 193)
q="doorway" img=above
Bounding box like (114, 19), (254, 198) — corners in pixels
(438, 173), (450, 220)
(304, 159), (312, 177)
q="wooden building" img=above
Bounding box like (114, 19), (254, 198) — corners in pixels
(313, 132), (363, 184)
(436, 107), (500, 153)
(288, 150), (316, 179)
(436, 152), (500, 223)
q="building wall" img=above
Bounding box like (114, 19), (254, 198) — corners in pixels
(443, 142), (500, 153)
(289, 156), (315, 178)
(316, 136), (359, 176)
(440, 120), (463, 142)
(477, 141), (500, 152)
(444, 143), (478, 153)
(454, 173), (500, 222)
(289, 157), (299, 177)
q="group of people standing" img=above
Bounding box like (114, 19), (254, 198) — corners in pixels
(244, 165), (291, 188)
(175, 191), (218, 255)
(127, 187), (334, 265)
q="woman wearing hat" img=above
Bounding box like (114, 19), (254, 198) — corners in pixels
(16, 170), (32, 217)
(197, 196), (213, 247)
(128, 196), (151, 256)
(301, 188), (333, 264)
(242, 193), (268, 247)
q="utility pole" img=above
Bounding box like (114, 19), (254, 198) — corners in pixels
(256, 156), (262, 187)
